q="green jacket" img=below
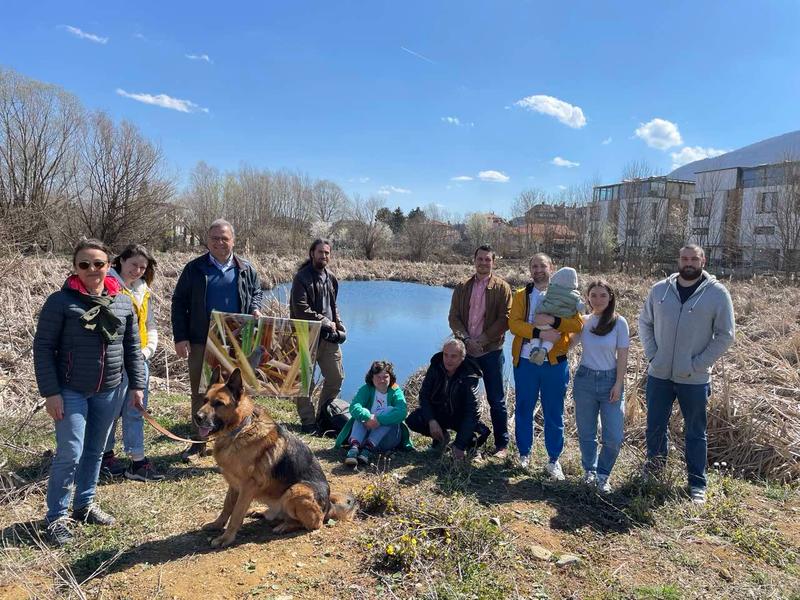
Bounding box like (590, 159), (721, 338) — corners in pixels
(334, 383), (413, 449)
(538, 282), (584, 318)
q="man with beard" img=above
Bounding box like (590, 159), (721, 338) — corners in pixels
(290, 238), (346, 433)
(448, 245), (513, 458)
(508, 253), (583, 477)
(639, 244), (735, 504)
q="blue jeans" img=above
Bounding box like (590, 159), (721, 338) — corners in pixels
(513, 358), (569, 461)
(105, 362), (150, 459)
(348, 421), (402, 451)
(46, 387), (122, 521)
(645, 375), (710, 489)
(573, 365), (624, 477)
(475, 349), (508, 450)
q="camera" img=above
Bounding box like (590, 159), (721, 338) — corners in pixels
(321, 328), (346, 344)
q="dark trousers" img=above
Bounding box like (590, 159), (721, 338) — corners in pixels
(645, 375), (710, 489)
(473, 349), (508, 450)
(187, 343), (207, 439)
(406, 408), (490, 451)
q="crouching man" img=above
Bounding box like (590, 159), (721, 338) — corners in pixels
(406, 339), (491, 461)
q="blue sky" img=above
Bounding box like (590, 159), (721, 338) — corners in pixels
(2, 1), (799, 215)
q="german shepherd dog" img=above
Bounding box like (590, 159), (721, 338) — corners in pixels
(197, 367), (356, 548)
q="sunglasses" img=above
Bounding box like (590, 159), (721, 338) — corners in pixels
(77, 260), (108, 270)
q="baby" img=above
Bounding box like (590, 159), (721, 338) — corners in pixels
(529, 266), (584, 365)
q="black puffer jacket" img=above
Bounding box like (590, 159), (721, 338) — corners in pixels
(171, 252), (264, 345)
(33, 280), (146, 398)
(418, 352), (482, 450)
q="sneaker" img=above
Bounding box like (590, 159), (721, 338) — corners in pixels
(72, 503), (116, 526)
(493, 447), (509, 460)
(530, 347), (547, 366)
(583, 471), (597, 486)
(689, 486), (706, 505)
(519, 455), (530, 468)
(596, 474), (612, 494)
(45, 517), (74, 546)
(344, 446), (359, 467)
(125, 459), (165, 482)
(357, 448), (373, 466)
(545, 460), (565, 481)
(100, 452), (126, 478)
(181, 442), (207, 463)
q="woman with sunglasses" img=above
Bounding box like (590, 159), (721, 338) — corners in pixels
(100, 244), (164, 482)
(33, 239), (146, 546)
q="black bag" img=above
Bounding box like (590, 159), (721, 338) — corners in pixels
(316, 397), (351, 437)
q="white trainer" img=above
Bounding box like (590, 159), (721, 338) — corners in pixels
(545, 460), (565, 481)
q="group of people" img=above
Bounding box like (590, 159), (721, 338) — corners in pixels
(32, 217), (735, 548)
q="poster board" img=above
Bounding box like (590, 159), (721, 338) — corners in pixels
(203, 311), (321, 397)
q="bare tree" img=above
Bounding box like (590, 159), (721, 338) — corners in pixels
(404, 203), (454, 261)
(511, 188), (548, 253)
(773, 158), (800, 274)
(182, 161), (224, 244)
(311, 179), (347, 223)
(67, 112), (173, 248)
(617, 160), (654, 269)
(347, 195), (391, 259)
(0, 68), (84, 249)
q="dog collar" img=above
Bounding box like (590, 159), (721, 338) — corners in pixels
(227, 415), (253, 439)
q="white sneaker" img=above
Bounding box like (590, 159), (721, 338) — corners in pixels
(582, 471), (597, 486)
(689, 486), (706, 505)
(519, 455), (530, 468)
(596, 474), (612, 494)
(545, 460), (565, 481)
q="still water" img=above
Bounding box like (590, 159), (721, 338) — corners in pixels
(273, 281), (514, 400)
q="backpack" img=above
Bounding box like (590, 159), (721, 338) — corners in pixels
(316, 397), (351, 437)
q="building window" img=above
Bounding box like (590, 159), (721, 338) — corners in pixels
(757, 191), (777, 213)
(692, 227), (709, 236)
(590, 204), (600, 221)
(694, 197), (711, 217)
(754, 225), (775, 235)
(650, 203), (658, 220)
(626, 201), (639, 221)
(626, 228), (638, 237)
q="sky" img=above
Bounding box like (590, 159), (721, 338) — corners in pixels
(2, 1), (800, 216)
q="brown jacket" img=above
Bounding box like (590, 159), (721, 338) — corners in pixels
(448, 274), (512, 354)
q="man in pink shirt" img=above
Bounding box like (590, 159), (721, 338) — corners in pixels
(448, 245), (513, 456)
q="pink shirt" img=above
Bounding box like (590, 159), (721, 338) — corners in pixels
(467, 275), (490, 340)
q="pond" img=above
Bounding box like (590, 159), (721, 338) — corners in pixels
(273, 280), (514, 400)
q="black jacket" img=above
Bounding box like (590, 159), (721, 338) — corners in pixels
(289, 262), (344, 330)
(418, 352), (482, 451)
(171, 252), (264, 344)
(34, 282), (146, 397)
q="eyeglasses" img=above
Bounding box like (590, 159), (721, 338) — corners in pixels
(77, 260), (108, 270)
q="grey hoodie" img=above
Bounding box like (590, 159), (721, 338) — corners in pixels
(638, 270), (735, 385)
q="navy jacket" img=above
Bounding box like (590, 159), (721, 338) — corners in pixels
(33, 281), (146, 397)
(171, 252), (264, 345)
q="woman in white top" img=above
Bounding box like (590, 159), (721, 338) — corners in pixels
(572, 280), (629, 493)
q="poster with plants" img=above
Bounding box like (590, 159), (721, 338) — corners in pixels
(203, 311), (321, 397)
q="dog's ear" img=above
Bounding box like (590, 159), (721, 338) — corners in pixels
(226, 368), (244, 402)
(210, 365), (223, 386)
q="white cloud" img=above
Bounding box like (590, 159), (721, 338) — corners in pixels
(478, 170), (510, 183)
(116, 89), (209, 113)
(634, 118), (683, 150)
(670, 146), (727, 169)
(513, 94), (586, 128)
(557, 185), (567, 190)
(378, 185), (412, 196)
(441, 116), (474, 127)
(186, 53), (213, 64)
(450, 175), (473, 181)
(551, 156), (580, 168)
(602, 137), (612, 145)
(62, 25), (108, 44)
(134, 33), (147, 41)
(349, 176), (371, 184)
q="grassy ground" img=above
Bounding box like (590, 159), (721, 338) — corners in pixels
(0, 391), (798, 600)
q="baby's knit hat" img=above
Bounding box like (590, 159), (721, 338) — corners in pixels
(549, 266), (579, 290)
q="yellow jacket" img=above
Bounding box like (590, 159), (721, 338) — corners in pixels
(509, 284), (583, 367)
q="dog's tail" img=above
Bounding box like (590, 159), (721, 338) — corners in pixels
(326, 491), (357, 522)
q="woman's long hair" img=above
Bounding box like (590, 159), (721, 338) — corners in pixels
(112, 244), (157, 285)
(587, 279), (618, 336)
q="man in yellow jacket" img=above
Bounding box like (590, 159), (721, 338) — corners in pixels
(509, 253), (583, 478)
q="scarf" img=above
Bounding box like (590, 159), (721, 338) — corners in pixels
(66, 275), (123, 343)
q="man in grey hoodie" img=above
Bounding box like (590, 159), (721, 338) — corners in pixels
(638, 244), (735, 504)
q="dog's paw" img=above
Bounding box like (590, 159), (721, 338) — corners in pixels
(271, 521), (292, 534)
(210, 533), (234, 548)
(202, 519), (225, 531)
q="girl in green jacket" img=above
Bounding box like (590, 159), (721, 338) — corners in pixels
(335, 361), (412, 467)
